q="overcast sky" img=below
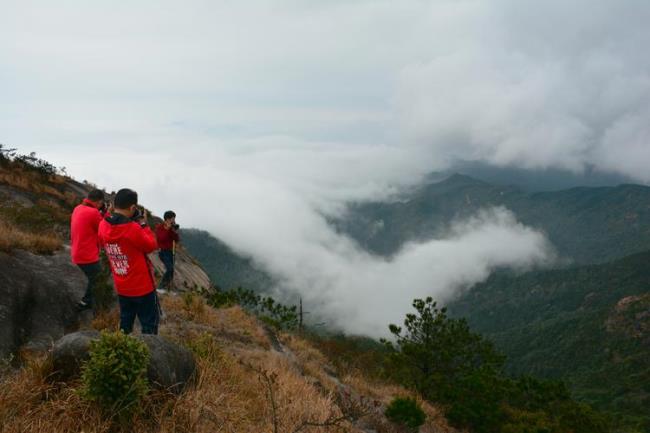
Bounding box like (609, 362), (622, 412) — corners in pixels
(2, 0), (648, 335)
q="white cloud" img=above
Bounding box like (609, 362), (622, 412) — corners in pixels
(396, 0), (650, 182)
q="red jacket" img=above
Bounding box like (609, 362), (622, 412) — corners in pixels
(155, 223), (179, 250)
(70, 199), (103, 265)
(98, 214), (158, 297)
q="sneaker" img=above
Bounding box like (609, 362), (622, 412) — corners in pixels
(75, 300), (92, 311)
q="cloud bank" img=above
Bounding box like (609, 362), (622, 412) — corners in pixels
(396, 0), (650, 182)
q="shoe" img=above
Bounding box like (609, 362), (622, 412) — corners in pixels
(75, 300), (92, 311)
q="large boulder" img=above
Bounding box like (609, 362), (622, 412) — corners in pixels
(136, 334), (197, 392)
(51, 331), (196, 393)
(51, 330), (100, 380)
(0, 249), (88, 358)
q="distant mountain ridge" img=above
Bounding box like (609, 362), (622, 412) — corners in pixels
(180, 228), (274, 293)
(183, 174), (650, 290)
(334, 173), (650, 264)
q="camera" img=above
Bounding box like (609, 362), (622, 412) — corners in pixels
(131, 207), (143, 222)
(171, 223), (180, 230)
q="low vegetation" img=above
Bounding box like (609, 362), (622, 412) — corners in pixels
(0, 219), (63, 254)
(0, 294), (457, 433)
(208, 286), (299, 330)
(384, 397), (426, 431)
(0, 145), (82, 254)
(80, 331), (150, 418)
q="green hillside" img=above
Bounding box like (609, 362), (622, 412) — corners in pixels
(447, 251), (650, 430)
(181, 228), (274, 293)
(335, 174), (650, 264)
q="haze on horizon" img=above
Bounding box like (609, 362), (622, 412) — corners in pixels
(2, 0), (649, 335)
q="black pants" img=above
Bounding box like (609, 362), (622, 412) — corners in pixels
(158, 249), (175, 290)
(118, 291), (160, 335)
(78, 261), (101, 307)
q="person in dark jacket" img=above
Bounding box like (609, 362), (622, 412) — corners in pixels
(98, 188), (160, 334)
(70, 189), (105, 311)
(155, 210), (179, 292)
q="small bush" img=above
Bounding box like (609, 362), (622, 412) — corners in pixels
(385, 396), (426, 431)
(80, 331), (150, 417)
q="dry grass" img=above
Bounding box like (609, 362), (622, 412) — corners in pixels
(0, 296), (455, 433)
(0, 354), (111, 433)
(0, 219), (63, 254)
(91, 307), (121, 332)
(280, 334), (340, 393)
(0, 169), (66, 200)
(342, 374), (457, 433)
(161, 294), (270, 349)
(0, 333), (357, 433)
(159, 345), (351, 433)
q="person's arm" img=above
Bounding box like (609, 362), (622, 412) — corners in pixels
(130, 223), (158, 254)
(131, 210), (157, 253)
(171, 229), (180, 242)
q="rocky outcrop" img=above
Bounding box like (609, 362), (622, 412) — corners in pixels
(0, 248), (87, 359)
(51, 331), (196, 393)
(51, 330), (100, 380)
(137, 334), (197, 392)
(149, 244), (212, 293)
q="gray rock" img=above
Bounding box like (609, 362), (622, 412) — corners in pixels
(0, 249), (88, 358)
(50, 331), (196, 393)
(51, 330), (100, 380)
(136, 334), (196, 393)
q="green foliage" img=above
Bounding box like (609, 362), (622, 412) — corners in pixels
(208, 287), (298, 330)
(383, 297), (610, 433)
(0, 144), (17, 165)
(384, 397), (426, 431)
(306, 332), (389, 379)
(382, 297), (504, 403)
(382, 297), (506, 431)
(448, 251), (650, 430)
(80, 331), (150, 416)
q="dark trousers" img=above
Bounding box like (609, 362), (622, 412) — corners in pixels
(118, 291), (160, 335)
(158, 249), (175, 290)
(77, 261), (101, 307)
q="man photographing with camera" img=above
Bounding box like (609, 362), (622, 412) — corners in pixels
(155, 210), (179, 292)
(98, 188), (160, 335)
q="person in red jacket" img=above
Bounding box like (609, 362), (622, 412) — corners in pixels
(98, 188), (160, 334)
(70, 189), (106, 311)
(155, 210), (180, 292)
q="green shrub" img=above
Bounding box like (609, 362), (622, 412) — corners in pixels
(207, 287), (298, 330)
(382, 297), (610, 433)
(385, 396), (426, 431)
(80, 331), (150, 416)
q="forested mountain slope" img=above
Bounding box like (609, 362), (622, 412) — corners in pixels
(448, 251), (650, 429)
